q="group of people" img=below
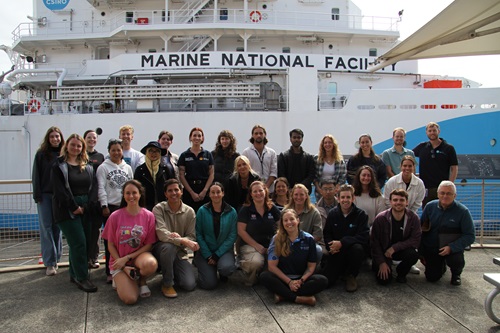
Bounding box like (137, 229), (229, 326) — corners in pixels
(31, 121), (474, 306)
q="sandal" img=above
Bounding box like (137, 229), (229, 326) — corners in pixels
(112, 279), (117, 290)
(139, 285), (151, 298)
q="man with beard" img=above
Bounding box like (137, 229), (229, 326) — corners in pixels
(278, 128), (315, 194)
(242, 125), (278, 192)
(381, 127), (415, 178)
(413, 122), (458, 207)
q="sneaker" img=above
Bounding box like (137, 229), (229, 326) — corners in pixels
(464, 245), (471, 251)
(451, 275), (461, 286)
(88, 260), (100, 269)
(46, 266), (57, 276)
(345, 275), (358, 292)
(161, 284), (178, 298)
(409, 266), (421, 274)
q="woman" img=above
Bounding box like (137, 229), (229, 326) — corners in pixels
(237, 181), (281, 286)
(352, 166), (385, 227)
(97, 138), (133, 283)
(271, 177), (290, 210)
(194, 182), (237, 289)
(32, 126), (65, 276)
(102, 180), (158, 305)
(212, 130), (240, 183)
(384, 155), (425, 213)
(225, 155), (261, 211)
(259, 209), (328, 306)
(51, 133), (97, 292)
(178, 127), (215, 212)
(158, 130), (179, 180)
(134, 141), (173, 211)
(313, 134), (346, 201)
(347, 134), (387, 189)
(83, 129), (105, 269)
(284, 184), (324, 261)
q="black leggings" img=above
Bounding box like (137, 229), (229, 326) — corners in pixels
(259, 271), (328, 302)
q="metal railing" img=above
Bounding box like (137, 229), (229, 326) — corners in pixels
(1, 180), (499, 270)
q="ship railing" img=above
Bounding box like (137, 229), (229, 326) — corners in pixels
(0, 179), (498, 269)
(11, 10), (398, 43)
(318, 93), (349, 110)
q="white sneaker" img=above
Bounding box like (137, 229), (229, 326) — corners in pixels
(409, 265), (421, 274)
(46, 266), (57, 276)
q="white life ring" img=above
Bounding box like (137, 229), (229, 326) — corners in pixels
(250, 10), (262, 22)
(28, 99), (41, 113)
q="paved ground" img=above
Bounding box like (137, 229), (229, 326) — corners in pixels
(1, 248), (500, 333)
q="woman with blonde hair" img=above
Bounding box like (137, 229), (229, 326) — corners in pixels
(259, 209), (328, 306)
(51, 133), (98, 292)
(237, 181), (280, 286)
(225, 155), (260, 211)
(314, 134), (346, 201)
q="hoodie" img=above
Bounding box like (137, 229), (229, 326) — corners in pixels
(96, 158), (133, 207)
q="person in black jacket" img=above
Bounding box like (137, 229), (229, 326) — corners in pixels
(323, 184), (369, 292)
(134, 141), (173, 211)
(212, 130), (240, 184)
(51, 133), (98, 292)
(32, 126), (65, 277)
(224, 155), (260, 212)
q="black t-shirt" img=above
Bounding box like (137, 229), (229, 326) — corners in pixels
(238, 203), (281, 248)
(68, 164), (91, 196)
(391, 214), (404, 245)
(178, 148), (214, 181)
(413, 138), (458, 188)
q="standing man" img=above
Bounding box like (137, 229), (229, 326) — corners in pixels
(371, 189), (421, 284)
(118, 125), (145, 173)
(315, 179), (338, 228)
(152, 179), (199, 298)
(323, 184), (369, 292)
(420, 181), (475, 286)
(242, 125), (278, 192)
(381, 127), (415, 178)
(278, 128), (315, 194)
(413, 122), (458, 207)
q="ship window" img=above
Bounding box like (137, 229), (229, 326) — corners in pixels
(461, 104), (476, 109)
(236, 47), (244, 52)
(369, 48), (377, 57)
(282, 47), (290, 53)
(481, 103), (497, 109)
(126, 12), (134, 23)
(441, 104), (458, 109)
(162, 10), (166, 22)
(400, 104), (417, 109)
(331, 8), (340, 20)
(357, 105), (375, 110)
(421, 104), (437, 109)
(220, 8), (228, 21)
(378, 104), (396, 109)
(148, 49), (157, 53)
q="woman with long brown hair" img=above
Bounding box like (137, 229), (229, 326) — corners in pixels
(347, 134), (386, 189)
(313, 134), (346, 201)
(352, 165), (385, 227)
(259, 209), (328, 306)
(212, 130), (239, 183)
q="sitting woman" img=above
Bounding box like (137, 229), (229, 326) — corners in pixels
(352, 165), (386, 227)
(102, 180), (158, 305)
(237, 181), (280, 286)
(271, 177), (290, 211)
(225, 155), (261, 212)
(194, 182), (237, 289)
(260, 209), (328, 306)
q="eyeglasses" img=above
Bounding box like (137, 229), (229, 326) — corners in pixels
(322, 187), (335, 192)
(108, 138), (122, 144)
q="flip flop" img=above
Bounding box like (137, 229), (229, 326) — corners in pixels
(139, 285), (151, 298)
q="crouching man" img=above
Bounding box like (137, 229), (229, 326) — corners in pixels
(371, 189), (421, 284)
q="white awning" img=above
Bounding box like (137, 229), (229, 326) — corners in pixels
(370, 0), (500, 72)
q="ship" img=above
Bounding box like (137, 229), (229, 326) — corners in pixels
(0, 0), (499, 182)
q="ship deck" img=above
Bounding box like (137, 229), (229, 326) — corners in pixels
(2, 247), (500, 332)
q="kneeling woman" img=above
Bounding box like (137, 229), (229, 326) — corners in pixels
(194, 182), (237, 289)
(260, 209), (328, 306)
(102, 180), (158, 305)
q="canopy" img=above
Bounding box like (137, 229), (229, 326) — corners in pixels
(370, 0), (500, 72)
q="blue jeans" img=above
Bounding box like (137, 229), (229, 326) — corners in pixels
(37, 193), (62, 267)
(194, 250), (236, 290)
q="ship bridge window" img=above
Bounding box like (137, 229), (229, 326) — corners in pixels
(126, 12), (134, 23)
(331, 8), (340, 21)
(357, 105), (375, 110)
(369, 48), (377, 57)
(400, 104), (417, 110)
(421, 104), (437, 109)
(220, 8), (228, 21)
(481, 103), (497, 109)
(378, 104), (396, 109)
(282, 47), (290, 53)
(461, 104), (476, 109)
(236, 47), (244, 52)
(441, 104), (458, 109)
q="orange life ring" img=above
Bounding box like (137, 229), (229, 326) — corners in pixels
(28, 99), (41, 113)
(250, 10), (262, 22)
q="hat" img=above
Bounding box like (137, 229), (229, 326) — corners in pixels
(141, 141), (167, 156)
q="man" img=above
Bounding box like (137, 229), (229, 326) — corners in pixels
(152, 179), (199, 298)
(371, 189), (421, 284)
(118, 124), (145, 173)
(242, 125), (277, 191)
(277, 128), (315, 193)
(323, 184), (369, 292)
(381, 127), (415, 178)
(315, 179), (338, 229)
(420, 181), (475, 286)
(413, 122), (458, 207)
